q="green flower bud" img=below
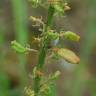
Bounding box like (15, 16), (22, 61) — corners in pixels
(54, 4), (64, 15)
(63, 31), (80, 41)
(47, 31), (59, 40)
(11, 40), (26, 53)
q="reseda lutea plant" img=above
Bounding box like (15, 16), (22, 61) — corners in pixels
(11, 0), (80, 96)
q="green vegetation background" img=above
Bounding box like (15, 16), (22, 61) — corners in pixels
(0, 0), (96, 96)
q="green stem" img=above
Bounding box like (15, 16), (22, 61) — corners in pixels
(34, 4), (55, 95)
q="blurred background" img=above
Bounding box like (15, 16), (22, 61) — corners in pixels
(0, 0), (96, 96)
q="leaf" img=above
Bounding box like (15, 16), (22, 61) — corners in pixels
(57, 48), (80, 64)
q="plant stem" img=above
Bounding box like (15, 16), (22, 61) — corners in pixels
(34, 4), (55, 95)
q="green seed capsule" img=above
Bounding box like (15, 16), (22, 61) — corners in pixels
(63, 31), (80, 42)
(57, 48), (80, 64)
(11, 40), (26, 53)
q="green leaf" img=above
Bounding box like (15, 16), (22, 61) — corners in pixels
(57, 48), (80, 64)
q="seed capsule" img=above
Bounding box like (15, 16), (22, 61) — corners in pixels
(57, 48), (80, 64)
(11, 40), (26, 53)
(63, 31), (80, 42)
